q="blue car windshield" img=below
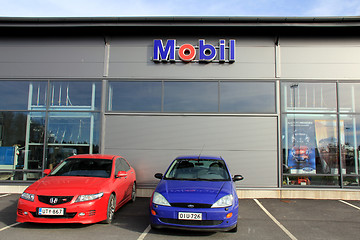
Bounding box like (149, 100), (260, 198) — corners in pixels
(49, 158), (112, 178)
(164, 159), (230, 181)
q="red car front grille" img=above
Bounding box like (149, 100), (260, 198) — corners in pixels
(37, 195), (74, 205)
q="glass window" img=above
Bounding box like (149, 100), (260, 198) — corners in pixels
(220, 82), (275, 113)
(46, 112), (100, 169)
(340, 115), (360, 177)
(282, 114), (340, 186)
(282, 82), (337, 113)
(108, 81), (162, 112)
(0, 81), (47, 110)
(339, 83), (360, 113)
(0, 112), (45, 180)
(164, 82), (218, 112)
(49, 81), (101, 111)
(120, 158), (131, 171)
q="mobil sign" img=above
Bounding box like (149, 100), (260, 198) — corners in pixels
(153, 39), (235, 63)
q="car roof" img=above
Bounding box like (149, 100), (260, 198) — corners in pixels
(175, 155), (224, 161)
(67, 154), (120, 160)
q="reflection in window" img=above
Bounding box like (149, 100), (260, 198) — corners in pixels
(0, 81), (47, 110)
(46, 112), (100, 169)
(220, 82), (275, 113)
(282, 114), (340, 186)
(0, 112), (45, 180)
(164, 82), (218, 112)
(282, 82), (337, 112)
(108, 81), (162, 112)
(339, 83), (360, 113)
(49, 81), (101, 111)
(340, 115), (360, 186)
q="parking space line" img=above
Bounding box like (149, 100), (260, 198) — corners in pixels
(254, 199), (297, 240)
(339, 200), (360, 211)
(0, 194), (11, 198)
(0, 222), (21, 232)
(137, 225), (151, 240)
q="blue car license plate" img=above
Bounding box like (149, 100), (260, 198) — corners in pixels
(178, 212), (202, 220)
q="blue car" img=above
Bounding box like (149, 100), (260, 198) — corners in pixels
(150, 155), (243, 232)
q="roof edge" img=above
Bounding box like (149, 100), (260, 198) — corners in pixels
(0, 16), (360, 27)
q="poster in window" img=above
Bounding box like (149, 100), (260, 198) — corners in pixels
(287, 120), (316, 174)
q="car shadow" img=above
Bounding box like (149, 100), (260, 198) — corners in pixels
(150, 227), (217, 237)
(15, 222), (90, 229)
(111, 197), (151, 233)
(112, 197), (216, 236)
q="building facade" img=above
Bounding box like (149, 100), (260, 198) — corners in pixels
(0, 17), (360, 197)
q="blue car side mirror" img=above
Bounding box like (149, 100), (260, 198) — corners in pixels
(154, 173), (163, 179)
(233, 175), (244, 182)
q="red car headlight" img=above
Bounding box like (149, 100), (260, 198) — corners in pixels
(75, 192), (104, 202)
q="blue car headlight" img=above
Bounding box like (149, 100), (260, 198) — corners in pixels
(75, 192), (104, 202)
(152, 192), (171, 206)
(20, 192), (35, 202)
(211, 194), (234, 208)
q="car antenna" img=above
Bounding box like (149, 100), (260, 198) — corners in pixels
(198, 144), (205, 159)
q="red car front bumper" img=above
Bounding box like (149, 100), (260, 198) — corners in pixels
(16, 195), (109, 224)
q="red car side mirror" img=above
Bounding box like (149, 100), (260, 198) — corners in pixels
(116, 171), (128, 178)
(43, 169), (51, 175)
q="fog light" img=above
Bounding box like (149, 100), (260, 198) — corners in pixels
(79, 212), (85, 216)
(24, 211), (28, 215)
(151, 210), (157, 216)
(226, 213), (233, 219)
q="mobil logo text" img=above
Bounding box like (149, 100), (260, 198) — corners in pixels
(153, 39), (235, 63)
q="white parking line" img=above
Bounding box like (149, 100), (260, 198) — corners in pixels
(254, 199), (298, 240)
(0, 222), (21, 232)
(0, 194), (11, 198)
(137, 225), (151, 240)
(339, 200), (360, 210)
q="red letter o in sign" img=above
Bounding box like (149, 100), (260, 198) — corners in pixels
(179, 44), (196, 62)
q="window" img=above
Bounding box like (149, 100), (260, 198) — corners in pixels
(164, 82), (218, 112)
(49, 81), (101, 111)
(107, 80), (276, 113)
(108, 81), (162, 112)
(282, 114), (340, 186)
(282, 82), (337, 112)
(0, 80), (101, 182)
(0, 81), (47, 110)
(220, 81), (275, 113)
(339, 83), (360, 113)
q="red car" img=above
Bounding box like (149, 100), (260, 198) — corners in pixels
(17, 154), (136, 224)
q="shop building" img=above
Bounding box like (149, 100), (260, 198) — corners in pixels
(0, 17), (360, 199)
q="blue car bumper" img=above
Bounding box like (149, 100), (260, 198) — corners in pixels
(150, 204), (238, 231)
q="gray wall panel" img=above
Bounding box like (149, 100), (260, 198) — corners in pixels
(104, 115), (278, 188)
(0, 38), (105, 78)
(280, 38), (360, 79)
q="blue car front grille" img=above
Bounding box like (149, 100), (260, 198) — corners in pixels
(170, 203), (212, 208)
(160, 218), (223, 226)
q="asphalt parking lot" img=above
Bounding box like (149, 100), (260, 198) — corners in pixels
(0, 194), (359, 240)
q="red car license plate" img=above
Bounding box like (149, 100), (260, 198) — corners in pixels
(38, 208), (65, 216)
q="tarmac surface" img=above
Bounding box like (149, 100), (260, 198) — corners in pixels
(0, 194), (359, 240)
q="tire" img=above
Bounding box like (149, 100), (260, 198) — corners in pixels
(105, 194), (116, 224)
(229, 224), (238, 233)
(131, 183), (136, 203)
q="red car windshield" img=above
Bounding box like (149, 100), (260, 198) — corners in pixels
(49, 158), (113, 178)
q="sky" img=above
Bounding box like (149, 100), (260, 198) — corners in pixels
(0, 0), (359, 17)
